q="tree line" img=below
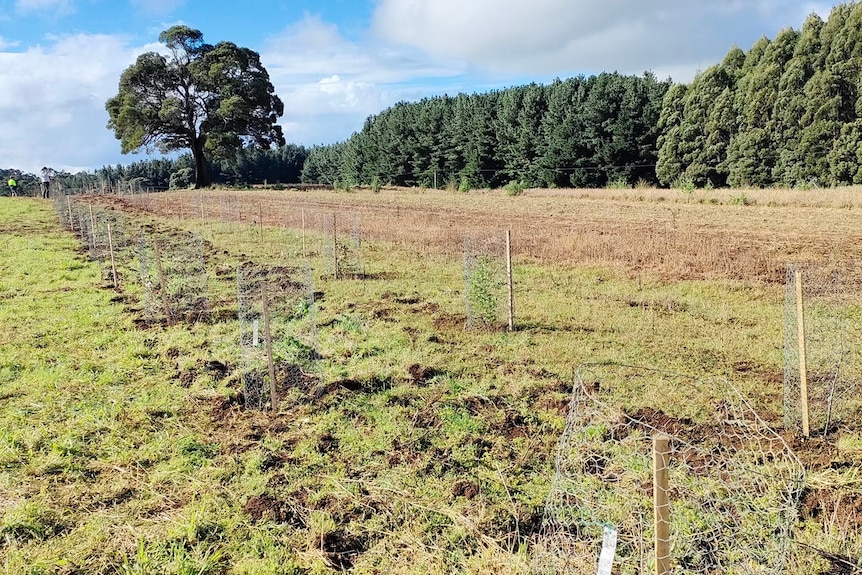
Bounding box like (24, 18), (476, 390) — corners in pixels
(305, 2), (862, 190)
(658, 5), (862, 188)
(302, 73), (670, 189)
(1, 145), (308, 196)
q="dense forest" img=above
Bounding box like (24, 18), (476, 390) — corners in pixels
(306, 3), (862, 190)
(302, 73), (670, 189)
(5, 2), (862, 193)
(658, 6), (862, 188)
(2, 144), (308, 195)
(303, 3), (862, 188)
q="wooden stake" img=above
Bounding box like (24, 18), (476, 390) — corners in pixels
(77, 210), (85, 239)
(259, 203), (264, 240)
(332, 212), (339, 278)
(301, 207), (306, 255)
(107, 223), (118, 288)
(262, 282), (278, 412)
(199, 192), (205, 219)
(506, 230), (515, 331)
(653, 434), (671, 575)
(88, 203), (97, 250)
(66, 196), (74, 231)
(153, 240), (173, 324)
(795, 269), (811, 437)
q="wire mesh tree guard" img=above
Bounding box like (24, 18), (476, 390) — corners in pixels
(134, 228), (209, 324)
(463, 232), (511, 330)
(237, 262), (319, 410)
(75, 204), (132, 287)
(533, 364), (804, 575)
(784, 262), (862, 437)
(318, 211), (362, 278)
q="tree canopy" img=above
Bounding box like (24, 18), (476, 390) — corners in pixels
(301, 73), (671, 189)
(657, 3), (862, 188)
(299, 2), (862, 191)
(105, 26), (285, 188)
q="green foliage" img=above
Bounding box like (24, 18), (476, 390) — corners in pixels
(674, 175), (697, 193)
(333, 179), (353, 193)
(106, 26), (285, 188)
(301, 73), (670, 189)
(606, 177), (630, 190)
(169, 167), (194, 190)
(729, 192), (750, 205)
(370, 175), (383, 194)
(467, 256), (499, 326)
(656, 2), (862, 189)
(503, 180), (526, 196)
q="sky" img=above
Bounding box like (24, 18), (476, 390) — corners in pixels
(0, 0), (839, 174)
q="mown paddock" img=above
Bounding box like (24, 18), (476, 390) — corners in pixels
(59, 188), (862, 573)
(98, 186), (862, 283)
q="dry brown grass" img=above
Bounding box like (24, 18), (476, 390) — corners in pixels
(527, 185), (862, 208)
(98, 185), (862, 283)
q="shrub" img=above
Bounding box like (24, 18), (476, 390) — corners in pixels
(169, 168), (194, 190)
(503, 180), (526, 196)
(729, 192), (750, 206)
(606, 177), (629, 190)
(333, 179), (353, 193)
(468, 256), (499, 326)
(674, 176), (696, 193)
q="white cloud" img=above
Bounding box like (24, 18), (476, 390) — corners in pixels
(3, 2), (841, 173)
(276, 74), (401, 145)
(263, 13), (464, 84)
(0, 33), (154, 173)
(371, 0), (832, 81)
(261, 14), (465, 144)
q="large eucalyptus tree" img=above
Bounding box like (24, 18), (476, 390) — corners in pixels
(106, 26), (284, 188)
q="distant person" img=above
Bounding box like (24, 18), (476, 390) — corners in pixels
(40, 167), (54, 199)
(7, 177), (17, 196)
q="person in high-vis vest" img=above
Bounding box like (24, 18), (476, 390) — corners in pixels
(7, 177), (17, 197)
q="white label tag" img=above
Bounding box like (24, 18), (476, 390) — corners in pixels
(252, 319), (260, 347)
(597, 526), (617, 575)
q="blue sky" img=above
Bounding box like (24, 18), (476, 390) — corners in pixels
(0, 0), (838, 174)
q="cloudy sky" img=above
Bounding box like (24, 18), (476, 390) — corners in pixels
(0, 0), (837, 174)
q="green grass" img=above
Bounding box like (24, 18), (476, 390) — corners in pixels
(0, 197), (859, 574)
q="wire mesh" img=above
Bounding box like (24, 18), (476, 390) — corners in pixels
(134, 229), (209, 324)
(319, 211), (362, 278)
(218, 193), (242, 223)
(534, 364), (804, 575)
(53, 193), (76, 231)
(70, 202), (92, 251)
(90, 208), (133, 287)
(464, 232), (508, 330)
(783, 262), (862, 436)
(237, 262), (319, 410)
(53, 197), (132, 288)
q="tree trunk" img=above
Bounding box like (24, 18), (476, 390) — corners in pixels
(192, 135), (211, 188)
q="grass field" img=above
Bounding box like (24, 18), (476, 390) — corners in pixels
(2, 189), (861, 574)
